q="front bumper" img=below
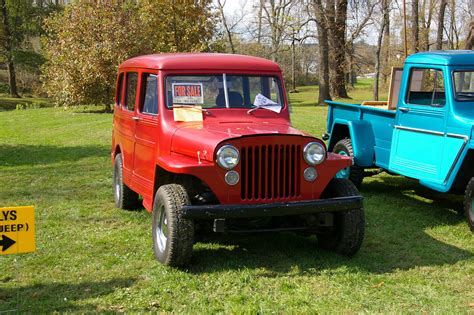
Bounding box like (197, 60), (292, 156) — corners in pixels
(181, 196), (363, 219)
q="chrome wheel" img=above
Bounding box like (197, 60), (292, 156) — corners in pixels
(155, 205), (168, 253)
(114, 165), (121, 202)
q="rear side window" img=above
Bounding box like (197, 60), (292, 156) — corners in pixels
(407, 68), (445, 106)
(115, 73), (124, 107)
(140, 73), (158, 115)
(125, 72), (138, 111)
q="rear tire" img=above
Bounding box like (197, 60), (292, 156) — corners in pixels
(152, 184), (195, 267)
(463, 178), (474, 232)
(317, 179), (365, 256)
(113, 153), (140, 210)
(332, 138), (364, 188)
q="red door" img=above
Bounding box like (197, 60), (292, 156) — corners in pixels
(132, 72), (160, 202)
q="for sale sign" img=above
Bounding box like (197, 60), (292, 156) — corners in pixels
(172, 83), (204, 104)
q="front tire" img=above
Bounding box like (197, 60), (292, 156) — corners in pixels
(152, 184), (195, 267)
(332, 138), (364, 188)
(317, 179), (365, 256)
(463, 178), (474, 232)
(113, 153), (140, 210)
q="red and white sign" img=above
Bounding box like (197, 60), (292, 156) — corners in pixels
(172, 83), (204, 104)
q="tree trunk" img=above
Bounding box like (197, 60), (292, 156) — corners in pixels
(436, 0), (447, 50)
(382, 0), (390, 84)
(217, 0), (235, 54)
(465, 15), (474, 49)
(317, 23), (331, 104)
(291, 38), (296, 91)
(328, 0), (349, 98)
(312, 0), (332, 104)
(420, 0), (434, 51)
(411, 0), (419, 52)
(374, 18), (386, 101)
(0, 0), (19, 98)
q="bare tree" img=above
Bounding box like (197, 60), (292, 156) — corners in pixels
(465, 1), (474, 49)
(374, 0), (389, 100)
(216, 0), (248, 54)
(217, 0), (236, 53)
(436, 0), (447, 49)
(412, 0), (419, 52)
(346, 0), (376, 87)
(420, 0), (434, 51)
(260, 0), (294, 62)
(327, 0), (349, 98)
(311, 0), (332, 104)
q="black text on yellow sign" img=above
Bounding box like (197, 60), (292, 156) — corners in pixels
(0, 206), (35, 255)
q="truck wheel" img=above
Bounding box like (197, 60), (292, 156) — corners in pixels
(113, 153), (140, 210)
(152, 184), (195, 267)
(463, 178), (474, 232)
(317, 179), (365, 256)
(332, 138), (364, 188)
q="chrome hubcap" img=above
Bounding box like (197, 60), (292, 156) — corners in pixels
(155, 205), (168, 252)
(335, 150), (350, 179)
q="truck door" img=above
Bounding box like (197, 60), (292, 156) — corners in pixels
(389, 66), (463, 184)
(132, 72), (160, 200)
(117, 71), (139, 184)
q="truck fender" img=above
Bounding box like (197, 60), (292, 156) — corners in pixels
(329, 119), (375, 167)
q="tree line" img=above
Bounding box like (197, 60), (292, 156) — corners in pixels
(0, 0), (472, 108)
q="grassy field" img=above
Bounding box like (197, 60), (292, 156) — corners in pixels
(0, 82), (473, 312)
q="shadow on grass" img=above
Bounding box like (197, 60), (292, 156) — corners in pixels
(0, 144), (109, 166)
(0, 277), (136, 312)
(189, 176), (472, 275)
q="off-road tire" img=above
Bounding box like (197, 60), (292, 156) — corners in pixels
(333, 138), (364, 188)
(463, 178), (474, 232)
(113, 153), (140, 210)
(317, 179), (365, 256)
(152, 184), (195, 267)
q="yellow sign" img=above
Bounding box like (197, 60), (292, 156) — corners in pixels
(0, 206), (35, 255)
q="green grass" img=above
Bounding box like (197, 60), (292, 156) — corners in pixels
(0, 83), (473, 312)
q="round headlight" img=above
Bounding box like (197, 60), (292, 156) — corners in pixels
(216, 144), (240, 170)
(303, 142), (326, 165)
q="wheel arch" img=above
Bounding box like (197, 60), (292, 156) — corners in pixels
(450, 148), (474, 194)
(329, 120), (375, 167)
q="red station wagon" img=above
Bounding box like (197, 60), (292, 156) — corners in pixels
(112, 53), (365, 267)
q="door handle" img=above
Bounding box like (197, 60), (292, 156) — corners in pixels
(132, 116), (141, 121)
(399, 107), (410, 113)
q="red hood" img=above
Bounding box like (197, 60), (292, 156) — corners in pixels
(171, 122), (309, 161)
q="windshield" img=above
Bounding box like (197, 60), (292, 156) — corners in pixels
(165, 75), (283, 109)
(454, 71), (474, 101)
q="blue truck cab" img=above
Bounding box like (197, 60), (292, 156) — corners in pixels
(324, 50), (474, 231)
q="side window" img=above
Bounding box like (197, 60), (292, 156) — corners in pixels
(140, 73), (158, 115)
(125, 72), (138, 111)
(407, 68), (445, 106)
(115, 73), (124, 107)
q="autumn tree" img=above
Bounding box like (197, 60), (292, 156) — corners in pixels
(42, 0), (219, 109)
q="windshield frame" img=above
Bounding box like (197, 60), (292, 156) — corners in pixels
(164, 73), (285, 110)
(452, 69), (474, 102)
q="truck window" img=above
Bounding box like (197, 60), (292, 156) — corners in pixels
(125, 72), (138, 111)
(453, 71), (474, 102)
(407, 68), (445, 106)
(165, 75), (283, 109)
(140, 73), (158, 115)
(115, 73), (124, 107)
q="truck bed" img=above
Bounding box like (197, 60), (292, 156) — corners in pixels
(326, 101), (396, 170)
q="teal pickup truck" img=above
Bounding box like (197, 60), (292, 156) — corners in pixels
(324, 50), (474, 231)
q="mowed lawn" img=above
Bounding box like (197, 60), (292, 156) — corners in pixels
(0, 84), (473, 312)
